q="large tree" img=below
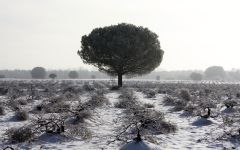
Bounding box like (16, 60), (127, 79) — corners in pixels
(78, 23), (164, 87)
(205, 66), (225, 80)
(31, 67), (46, 79)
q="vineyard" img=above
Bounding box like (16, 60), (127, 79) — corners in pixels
(0, 80), (240, 149)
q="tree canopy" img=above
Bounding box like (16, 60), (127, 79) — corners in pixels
(31, 67), (46, 79)
(78, 23), (164, 86)
(205, 66), (225, 80)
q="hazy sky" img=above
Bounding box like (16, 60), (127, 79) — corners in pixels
(1, 0), (240, 71)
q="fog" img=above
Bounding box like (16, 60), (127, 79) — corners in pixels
(1, 0), (240, 71)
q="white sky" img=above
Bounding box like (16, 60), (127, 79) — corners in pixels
(0, 0), (240, 71)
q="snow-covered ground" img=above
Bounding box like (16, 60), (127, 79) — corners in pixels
(0, 80), (240, 150)
(135, 92), (236, 150)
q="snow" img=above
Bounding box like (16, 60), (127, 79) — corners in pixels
(0, 80), (240, 150)
(134, 91), (235, 150)
(120, 141), (151, 150)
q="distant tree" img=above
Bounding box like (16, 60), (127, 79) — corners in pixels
(78, 23), (164, 87)
(0, 74), (5, 78)
(68, 71), (79, 79)
(49, 73), (57, 79)
(31, 67), (46, 79)
(205, 66), (225, 80)
(156, 75), (160, 80)
(228, 70), (240, 81)
(91, 75), (96, 79)
(189, 72), (203, 81)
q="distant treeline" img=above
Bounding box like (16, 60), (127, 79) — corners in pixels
(0, 69), (240, 81)
(0, 69), (107, 79)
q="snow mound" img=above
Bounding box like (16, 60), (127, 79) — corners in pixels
(192, 118), (213, 126)
(120, 140), (151, 150)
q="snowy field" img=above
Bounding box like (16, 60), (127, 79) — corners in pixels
(0, 80), (240, 150)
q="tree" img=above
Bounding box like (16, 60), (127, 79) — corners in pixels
(91, 75), (96, 79)
(189, 72), (203, 81)
(156, 75), (160, 80)
(68, 71), (79, 79)
(204, 66), (225, 80)
(31, 67), (46, 79)
(228, 70), (240, 81)
(49, 73), (57, 79)
(78, 23), (164, 87)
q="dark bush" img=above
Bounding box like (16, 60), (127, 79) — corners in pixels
(0, 87), (8, 95)
(156, 121), (177, 134)
(5, 126), (34, 143)
(179, 89), (191, 101)
(115, 98), (136, 109)
(8, 100), (20, 111)
(172, 100), (186, 111)
(0, 105), (4, 115)
(72, 110), (92, 124)
(82, 83), (95, 91)
(236, 93), (240, 98)
(18, 99), (28, 105)
(119, 89), (135, 100)
(125, 107), (176, 135)
(67, 124), (92, 139)
(15, 111), (29, 121)
(44, 101), (71, 113)
(85, 94), (109, 108)
(163, 95), (176, 106)
(145, 90), (156, 98)
(224, 100), (238, 108)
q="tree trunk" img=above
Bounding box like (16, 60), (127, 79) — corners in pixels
(118, 74), (122, 87)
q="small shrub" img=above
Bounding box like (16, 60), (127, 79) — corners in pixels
(86, 94), (109, 108)
(199, 100), (217, 109)
(179, 89), (191, 101)
(145, 90), (156, 98)
(67, 124), (92, 139)
(144, 103), (155, 108)
(5, 126), (34, 143)
(0, 87), (8, 95)
(18, 99), (28, 105)
(172, 100), (186, 111)
(158, 89), (167, 94)
(204, 89), (211, 96)
(0, 105), (5, 115)
(156, 121), (177, 134)
(236, 93), (240, 98)
(119, 89), (135, 100)
(44, 101), (70, 113)
(126, 108), (175, 135)
(72, 110), (92, 124)
(115, 97), (138, 109)
(15, 110), (29, 121)
(115, 99), (130, 108)
(34, 104), (43, 112)
(8, 100), (20, 111)
(163, 95), (176, 106)
(83, 83), (95, 91)
(224, 100), (238, 108)
(184, 102), (196, 114)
